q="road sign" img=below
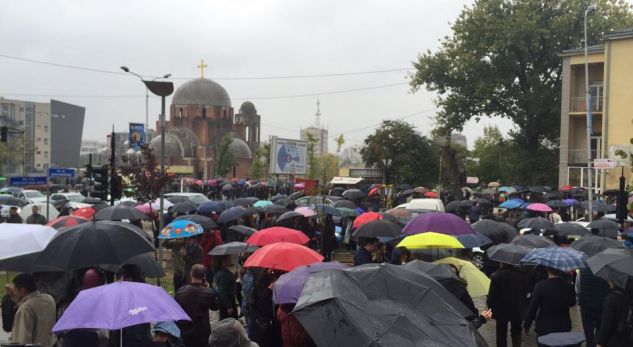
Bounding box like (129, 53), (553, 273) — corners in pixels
(48, 167), (76, 178)
(594, 158), (616, 170)
(9, 176), (47, 186)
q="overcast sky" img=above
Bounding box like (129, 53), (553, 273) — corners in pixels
(1, 0), (544, 152)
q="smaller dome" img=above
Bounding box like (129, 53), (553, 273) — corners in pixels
(149, 134), (182, 158)
(239, 101), (257, 117)
(228, 138), (252, 159)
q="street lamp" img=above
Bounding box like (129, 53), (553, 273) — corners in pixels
(120, 66), (171, 132)
(584, 4), (597, 221)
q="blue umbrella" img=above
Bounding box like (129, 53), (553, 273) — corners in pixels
(159, 220), (203, 239)
(563, 198), (579, 206)
(521, 246), (587, 272)
(254, 200), (273, 208)
(197, 201), (224, 214)
(499, 186), (517, 194)
(218, 206), (247, 224)
(455, 232), (493, 248)
(499, 199), (524, 209)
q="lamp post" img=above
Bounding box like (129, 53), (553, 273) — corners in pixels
(584, 4), (597, 221)
(121, 67), (171, 132)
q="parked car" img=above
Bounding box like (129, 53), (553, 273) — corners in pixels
(17, 190), (48, 204)
(295, 196), (337, 207)
(164, 192), (209, 205)
(0, 187), (22, 197)
(396, 198), (445, 212)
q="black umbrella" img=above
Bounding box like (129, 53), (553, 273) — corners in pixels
(587, 248), (633, 290)
(517, 217), (554, 230)
(228, 225), (257, 237)
(595, 204), (617, 213)
(342, 189), (365, 200)
(486, 243), (532, 266)
(166, 196), (188, 204)
(209, 241), (258, 256)
(547, 200), (570, 209)
(510, 234), (556, 249)
(244, 206), (263, 216)
(529, 186), (551, 193)
(570, 235), (624, 256)
(263, 204), (288, 215)
(276, 211), (305, 223)
(352, 220), (402, 239)
(313, 204), (340, 216)
(333, 199), (356, 209)
(455, 232), (493, 248)
(587, 219), (619, 239)
(553, 223), (588, 237)
(172, 201), (198, 214)
(118, 200), (139, 207)
(293, 263), (485, 347)
(101, 253), (165, 278)
(460, 200), (474, 208)
(403, 260), (460, 281)
(273, 198), (292, 207)
(475, 198), (493, 206)
(175, 214), (218, 230)
(232, 198), (253, 207)
(472, 220), (517, 244)
(245, 197), (259, 204)
(289, 191), (305, 201)
(221, 183), (234, 191)
(52, 198), (70, 210)
(445, 200), (462, 213)
(217, 207), (247, 224)
(545, 191), (562, 200)
(34, 221), (155, 270)
(498, 223), (519, 240)
(271, 194), (288, 202)
(94, 206), (147, 221)
(400, 189), (415, 196)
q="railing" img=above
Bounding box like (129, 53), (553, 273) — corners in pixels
(570, 96), (602, 113)
(568, 149), (600, 164)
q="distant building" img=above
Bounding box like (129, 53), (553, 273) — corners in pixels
(340, 146), (363, 167)
(300, 99), (328, 156)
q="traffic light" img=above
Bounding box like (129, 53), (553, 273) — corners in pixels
(0, 126), (7, 143)
(110, 173), (123, 201)
(92, 165), (109, 201)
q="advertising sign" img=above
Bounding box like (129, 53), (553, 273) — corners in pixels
(129, 123), (146, 150)
(594, 158), (616, 170)
(269, 137), (308, 175)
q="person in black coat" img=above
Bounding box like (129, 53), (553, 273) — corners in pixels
(354, 238), (379, 266)
(487, 263), (526, 347)
(596, 284), (633, 347)
(523, 268), (576, 338)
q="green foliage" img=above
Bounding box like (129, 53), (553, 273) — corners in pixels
(319, 153), (339, 185)
(411, 0), (633, 184)
(249, 142), (271, 179)
(215, 133), (236, 177)
(119, 145), (171, 203)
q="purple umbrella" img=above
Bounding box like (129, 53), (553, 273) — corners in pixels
(273, 262), (348, 304)
(402, 212), (475, 236)
(53, 281), (190, 333)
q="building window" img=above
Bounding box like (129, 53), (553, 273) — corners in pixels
(44, 138), (48, 145)
(44, 151), (48, 158)
(36, 163), (41, 167)
(37, 138), (41, 142)
(44, 125), (48, 132)
(36, 151), (41, 155)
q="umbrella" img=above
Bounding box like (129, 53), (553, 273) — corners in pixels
(445, 200), (463, 212)
(53, 282), (190, 333)
(172, 201), (198, 214)
(94, 206), (147, 221)
(289, 191), (305, 201)
(245, 206), (263, 216)
(414, 186), (429, 194)
(587, 248), (633, 290)
(47, 215), (90, 229)
(434, 257), (491, 298)
(209, 241), (258, 256)
(342, 189), (365, 200)
(538, 332), (586, 347)
(403, 212), (475, 235)
(401, 189), (415, 196)
(159, 220), (203, 239)
(34, 221), (155, 270)
(499, 199), (524, 210)
(0, 195), (28, 206)
(499, 186), (517, 194)
(276, 211), (305, 223)
(553, 223), (589, 237)
(526, 203), (553, 213)
(587, 219), (619, 239)
(521, 246), (587, 272)
(143, 198), (174, 210)
(486, 243), (532, 266)
(272, 262), (348, 304)
(475, 198), (493, 206)
(352, 212), (383, 229)
(455, 232), (493, 248)
(263, 204), (288, 215)
(384, 208), (412, 219)
(510, 234), (556, 248)
(313, 204), (340, 216)
(0, 224), (58, 272)
(560, 185), (574, 191)
(460, 200), (474, 208)
(293, 263), (484, 347)
(271, 194), (287, 202)
(488, 182), (501, 188)
(517, 217), (554, 230)
(424, 191), (439, 198)
(72, 207), (96, 219)
(529, 186), (551, 193)
(481, 188), (497, 195)
(245, 197), (260, 204)
(253, 200), (273, 208)
(197, 201), (224, 214)
(228, 225), (257, 237)
(233, 198), (253, 207)
(563, 198), (579, 206)
(336, 207), (358, 218)
(273, 198), (291, 207)
(221, 183), (234, 191)
(333, 199), (356, 209)
(547, 200), (570, 209)
(471, 219), (517, 244)
(352, 220), (402, 239)
(244, 242), (323, 272)
(294, 206), (317, 218)
(218, 206), (248, 224)
(403, 260), (460, 282)
(166, 196), (188, 204)
(397, 232), (465, 250)
(174, 214), (217, 230)
(569, 235), (625, 256)
(101, 253), (165, 278)
(247, 227), (309, 246)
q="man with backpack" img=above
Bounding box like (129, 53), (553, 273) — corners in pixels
(596, 282), (633, 347)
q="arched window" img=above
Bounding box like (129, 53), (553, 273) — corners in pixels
(245, 126), (250, 142)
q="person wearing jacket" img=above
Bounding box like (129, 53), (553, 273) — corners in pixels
(577, 267), (610, 347)
(487, 263), (525, 347)
(213, 256), (237, 320)
(596, 283), (633, 347)
(8, 273), (57, 347)
(276, 304), (314, 347)
(175, 264), (218, 347)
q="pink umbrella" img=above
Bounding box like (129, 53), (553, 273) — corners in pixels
(294, 183), (305, 190)
(526, 203), (553, 213)
(295, 207), (317, 218)
(135, 204), (152, 215)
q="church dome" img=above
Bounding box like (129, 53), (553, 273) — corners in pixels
(239, 101), (257, 117)
(228, 137), (252, 159)
(172, 78), (232, 108)
(149, 134), (182, 158)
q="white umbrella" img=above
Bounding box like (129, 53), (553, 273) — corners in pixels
(20, 203), (60, 221)
(144, 198), (173, 211)
(0, 224), (57, 271)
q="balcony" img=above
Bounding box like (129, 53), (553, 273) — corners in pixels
(570, 96), (602, 113)
(568, 149), (600, 164)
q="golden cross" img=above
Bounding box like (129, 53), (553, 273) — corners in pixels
(197, 59), (207, 79)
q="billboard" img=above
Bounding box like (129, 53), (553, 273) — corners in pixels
(129, 123), (146, 150)
(269, 137), (308, 175)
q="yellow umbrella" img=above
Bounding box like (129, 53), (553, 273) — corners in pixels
(435, 257), (490, 298)
(397, 232), (465, 250)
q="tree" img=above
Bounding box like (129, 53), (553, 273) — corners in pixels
(318, 153), (339, 187)
(249, 141), (271, 180)
(335, 134), (345, 167)
(215, 133), (236, 177)
(411, 0), (633, 184)
(360, 120), (439, 187)
(306, 133), (319, 179)
(119, 145), (172, 203)
(467, 126), (512, 184)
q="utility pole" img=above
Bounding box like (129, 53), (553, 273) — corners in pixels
(110, 126), (116, 206)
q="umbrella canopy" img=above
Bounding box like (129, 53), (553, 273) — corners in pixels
(384, 208), (412, 219)
(564, 198), (579, 206)
(293, 263), (486, 347)
(197, 201), (224, 214)
(276, 211), (305, 223)
(101, 253), (165, 278)
(526, 203), (553, 213)
(455, 232), (493, 248)
(47, 215), (90, 229)
(435, 257), (491, 298)
(547, 200), (570, 209)
(289, 191), (305, 201)
(174, 214), (217, 230)
(414, 186), (429, 194)
(403, 260), (460, 282)
(209, 241), (258, 256)
(499, 199), (524, 210)
(445, 200), (463, 213)
(521, 246), (587, 272)
(570, 235), (625, 256)
(517, 217), (554, 230)
(53, 281), (190, 332)
(244, 242), (323, 272)
(94, 206), (147, 221)
(271, 194), (288, 202)
(342, 189), (365, 200)
(424, 191), (439, 198)
(72, 207), (96, 219)
(336, 207), (358, 218)
(471, 219), (517, 244)
(529, 186), (551, 193)
(218, 206), (248, 224)
(486, 243), (532, 266)
(172, 201), (198, 215)
(263, 204), (288, 215)
(403, 212), (475, 236)
(352, 212), (383, 229)
(587, 219), (619, 239)
(0, 224), (57, 272)
(352, 220), (402, 239)
(159, 220), (204, 239)
(134, 204), (153, 215)
(228, 225), (257, 237)
(34, 221), (155, 270)
(397, 232), (465, 250)
(294, 206), (317, 218)
(333, 199), (356, 209)
(553, 223), (588, 237)
(510, 234), (556, 248)
(312, 204), (340, 216)
(143, 198), (174, 210)
(247, 227), (309, 246)
(587, 248), (633, 290)
(232, 198), (253, 207)
(273, 262), (348, 304)
(499, 186), (517, 194)
(253, 200), (273, 208)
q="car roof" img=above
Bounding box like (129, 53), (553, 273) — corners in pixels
(164, 192), (205, 196)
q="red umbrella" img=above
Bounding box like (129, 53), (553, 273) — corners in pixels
(353, 212), (383, 229)
(47, 215), (90, 229)
(368, 187), (379, 196)
(72, 207), (96, 219)
(244, 242), (323, 272)
(246, 227), (309, 246)
(424, 191), (439, 198)
(560, 185), (574, 191)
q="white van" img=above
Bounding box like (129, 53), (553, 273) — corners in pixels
(396, 198), (445, 212)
